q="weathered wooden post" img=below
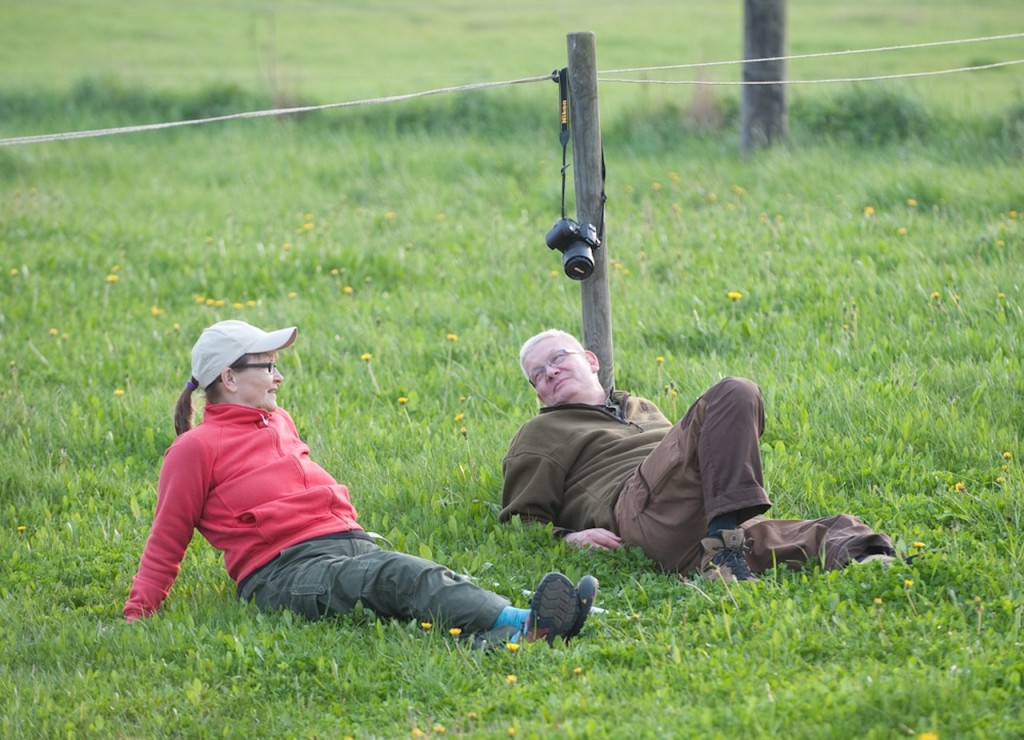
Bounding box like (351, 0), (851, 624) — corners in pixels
(741, 0), (787, 155)
(566, 31), (615, 390)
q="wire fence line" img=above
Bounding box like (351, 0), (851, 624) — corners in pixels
(1, 32), (1021, 148)
(601, 59), (1024, 86)
(599, 31), (1024, 74)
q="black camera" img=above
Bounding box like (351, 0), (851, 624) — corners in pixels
(545, 218), (601, 280)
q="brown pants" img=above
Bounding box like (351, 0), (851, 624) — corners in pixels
(614, 377), (894, 574)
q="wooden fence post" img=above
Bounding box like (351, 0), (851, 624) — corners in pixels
(567, 31), (615, 390)
(741, 0), (787, 155)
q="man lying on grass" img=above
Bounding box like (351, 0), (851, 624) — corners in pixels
(500, 329), (897, 583)
(124, 320), (597, 649)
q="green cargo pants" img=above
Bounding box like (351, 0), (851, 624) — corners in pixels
(238, 533), (509, 632)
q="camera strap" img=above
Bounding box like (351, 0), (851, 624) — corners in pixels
(553, 67), (607, 239)
(554, 67), (570, 219)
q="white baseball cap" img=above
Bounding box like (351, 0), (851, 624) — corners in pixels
(191, 320), (297, 389)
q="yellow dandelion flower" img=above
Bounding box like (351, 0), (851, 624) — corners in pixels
(448, 628), (462, 637)
(432, 725), (446, 734)
(997, 292), (1006, 300)
(446, 333), (458, 342)
(914, 542), (926, 550)
(114, 388), (125, 396)
(150, 306), (164, 316)
(398, 397), (409, 405)
(897, 227), (908, 236)
(436, 213), (446, 221)
(774, 214), (784, 223)
(863, 206), (875, 217)
(467, 712), (478, 721)
(733, 185), (747, 196)
(651, 182), (663, 191)
(904, 580), (914, 588)
(410, 729), (424, 738)
(361, 353), (372, 362)
(49, 328), (58, 336)
(656, 356), (665, 365)
(287, 292), (297, 299)
(385, 211), (396, 220)
(708, 193), (718, 203)
(996, 476), (1005, 484)
(9, 268), (18, 277)
(1004, 451), (1012, 460)
(930, 291), (941, 300)
(506, 642), (520, 652)
(917, 732), (938, 740)
(954, 482), (965, 492)
(574, 667), (583, 675)
(17, 525), (27, 533)
(282, 243), (292, 251)
(247, 300), (256, 307)
(454, 413), (465, 422)
(420, 622), (432, 630)
(506, 674), (517, 685)
(232, 302), (244, 309)
(907, 198), (918, 207)
(508, 728), (516, 737)
(459, 426), (467, 436)
(343, 285), (354, 295)
(550, 269), (559, 278)
(1009, 210), (1018, 219)
(873, 597), (883, 606)
(105, 274), (119, 283)
(727, 291), (743, 302)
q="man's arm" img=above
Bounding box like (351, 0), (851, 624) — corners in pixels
(501, 448), (623, 551)
(500, 449), (566, 530)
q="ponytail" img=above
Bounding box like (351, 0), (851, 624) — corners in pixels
(173, 378), (200, 436)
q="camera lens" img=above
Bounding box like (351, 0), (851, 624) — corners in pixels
(562, 241), (595, 280)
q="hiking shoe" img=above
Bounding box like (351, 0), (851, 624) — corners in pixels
(563, 575), (599, 642)
(525, 572), (583, 646)
(700, 529), (759, 583)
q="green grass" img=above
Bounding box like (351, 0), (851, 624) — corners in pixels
(2, 1), (1024, 737)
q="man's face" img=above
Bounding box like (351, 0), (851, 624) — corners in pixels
(522, 335), (603, 406)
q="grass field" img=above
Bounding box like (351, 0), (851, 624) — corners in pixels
(1, 1), (1023, 737)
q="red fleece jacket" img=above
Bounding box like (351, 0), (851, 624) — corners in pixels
(123, 403), (361, 620)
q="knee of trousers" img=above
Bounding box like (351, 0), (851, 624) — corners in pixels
(709, 376), (761, 402)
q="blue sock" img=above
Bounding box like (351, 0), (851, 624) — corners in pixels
(491, 606), (530, 634)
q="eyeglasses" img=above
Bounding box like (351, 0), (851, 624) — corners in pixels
(232, 361), (278, 375)
(528, 349), (582, 387)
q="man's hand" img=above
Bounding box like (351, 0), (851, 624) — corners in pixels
(565, 528), (622, 551)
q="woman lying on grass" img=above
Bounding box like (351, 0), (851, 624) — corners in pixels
(123, 319), (597, 648)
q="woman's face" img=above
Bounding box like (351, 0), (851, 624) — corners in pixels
(223, 352), (283, 413)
